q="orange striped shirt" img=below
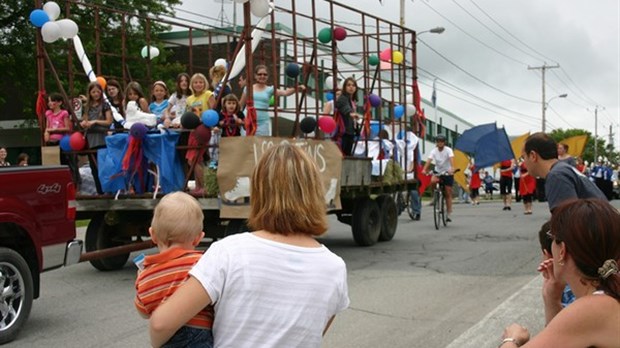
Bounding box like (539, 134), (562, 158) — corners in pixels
(134, 248), (213, 329)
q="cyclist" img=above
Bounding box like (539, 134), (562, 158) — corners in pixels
(422, 134), (455, 222)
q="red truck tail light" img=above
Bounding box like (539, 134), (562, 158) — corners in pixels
(66, 182), (77, 221)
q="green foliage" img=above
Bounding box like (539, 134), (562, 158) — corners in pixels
(548, 128), (619, 164)
(0, 0), (184, 122)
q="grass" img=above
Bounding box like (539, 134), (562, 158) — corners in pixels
(76, 219), (90, 228)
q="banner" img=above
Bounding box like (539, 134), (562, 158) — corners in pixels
(560, 135), (588, 157)
(218, 137), (343, 219)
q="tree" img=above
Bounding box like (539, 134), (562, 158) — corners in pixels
(0, 0), (184, 127)
(548, 128), (619, 164)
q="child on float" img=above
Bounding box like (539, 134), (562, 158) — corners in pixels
(149, 80), (170, 126)
(124, 82), (157, 128)
(218, 94), (245, 137)
(185, 73), (213, 196)
(135, 192), (214, 348)
(166, 73), (191, 128)
(44, 92), (72, 145)
(106, 79), (125, 130)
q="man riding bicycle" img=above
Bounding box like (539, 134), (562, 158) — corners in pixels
(422, 134), (455, 222)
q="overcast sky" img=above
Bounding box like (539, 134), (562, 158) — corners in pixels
(178, 0), (619, 144)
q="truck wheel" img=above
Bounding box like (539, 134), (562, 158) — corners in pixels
(351, 198), (382, 246)
(85, 215), (130, 271)
(377, 195), (398, 242)
(225, 219), (249, 236)
(0, 248), (33, 344)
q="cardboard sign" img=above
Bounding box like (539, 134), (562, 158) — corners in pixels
(217, 136), (342, 219)
(41, 146), (61, 165)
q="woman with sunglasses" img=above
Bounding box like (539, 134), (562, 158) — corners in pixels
(499, 198), (620, 347)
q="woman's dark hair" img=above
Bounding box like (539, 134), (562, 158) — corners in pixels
(524, 132), (558, 160)
(48, 92), (64, 103)
(550, 198), (620, 300)
(538, 220), (552, 255)
(175, 73), (192, 98)
(341, 77), (358, 102)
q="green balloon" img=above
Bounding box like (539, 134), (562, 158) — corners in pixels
(318, 27), (332, 44)
(368, 55), (380, 66)
(269, 95), (275, 106)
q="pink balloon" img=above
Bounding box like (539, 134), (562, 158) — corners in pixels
(333, 27), (347, 41)
(318, 116), (336, 134)
(379, 48), (392, 62)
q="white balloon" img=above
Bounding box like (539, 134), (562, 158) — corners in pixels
(57, 19), (78, 39)
(405, 93), (414, 104)
(43, 2), (61, 21)
(324, 76), (334, 90)
(141, 45), (160, 59)
(41, 21), (61, 43)
(214, 58), (227, 68)
(250, 0), (270, 17)
(405, 104), (416, 117)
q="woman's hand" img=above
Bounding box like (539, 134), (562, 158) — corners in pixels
(502, 323), (530, 346)
(80, 120), (91, 129)
(538, 259), (564, 301)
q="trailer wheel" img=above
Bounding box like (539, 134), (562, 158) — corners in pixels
(0, 248), (33, 344)
(377, 195), (398, 242)
(85, 215), (130, 271)
(351, 198), (382, 246)
(225, 219), (250, 236)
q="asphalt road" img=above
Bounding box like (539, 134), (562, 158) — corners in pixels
(11, 199), (611, 348)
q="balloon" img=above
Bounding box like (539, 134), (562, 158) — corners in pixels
(325, 92), (334, 102)
(318, 27), (332, 44)
(324, 76), (334, 90)
(59, 135), (72, 152)
(333, 27), (347, 41)
(405, 104), (416, 117)
(368, 94), (381, 108)
(41, 21), (61, 43)
(69, 132), (86, 150)
(392, 50), (404, 64)
(201, 109), (219, 127)
(300, 117), (317, 134)
(250, 0), (270, 17)
(368, 55), (380, 66)
(130, 123), (148, 140)
(379, 48), (392, 62)
(29, 9), (50, 28)
(394, 105), (405, 119)
(269, 95), (275, 106)
(214, 58), (227, 68)
(141, 46), (160, 59)
(57, 19), (78, 39)
(194, 124), (211, 145)
(96, 76), (107, 89)
(318, 116), (336, 133)
(379, 61), (392, 70)
(43, 2), (61, 21)
(405, 93), (414, 104)
(181, 111), (200, 129)
(369, 121), (380, 139)
(285, 63), (300, 78)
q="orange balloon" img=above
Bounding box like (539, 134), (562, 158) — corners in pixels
(96, 76), (107, 89)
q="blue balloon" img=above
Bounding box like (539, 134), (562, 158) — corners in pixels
(201, 109), (219, 127)
(29, 9), (50, 28)
(285, 63), (300, 78)
(59, 135), (72, 152)
(394, 105), (405, 119)
(325, 92), (334, 102)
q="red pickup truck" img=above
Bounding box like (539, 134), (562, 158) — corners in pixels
(0, 165), (82, 344)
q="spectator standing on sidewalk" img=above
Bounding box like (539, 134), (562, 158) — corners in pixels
(499, 159), (514, 210)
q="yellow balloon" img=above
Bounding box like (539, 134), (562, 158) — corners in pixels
(392, 50), (404, 64)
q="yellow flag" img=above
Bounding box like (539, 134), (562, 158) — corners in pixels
(454, 149), (470, 192)
(560, 135), (588, 157)
(511, 132), (530, 160)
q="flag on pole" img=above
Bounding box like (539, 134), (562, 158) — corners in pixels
(560, 135), (588, 157)
(431, 79), (437, 108)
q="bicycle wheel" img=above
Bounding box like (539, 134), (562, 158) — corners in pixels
(406, 191), (415, 220)
(441, 193), (447, 226)
(433, 190), (441, 230)
(393, 192), (404, 217)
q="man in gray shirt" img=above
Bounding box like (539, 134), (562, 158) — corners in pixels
(522, 132), (605, 212)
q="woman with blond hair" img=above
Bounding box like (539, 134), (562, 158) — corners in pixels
(150, 142), (349, 347)
(500, 198), (620, 347)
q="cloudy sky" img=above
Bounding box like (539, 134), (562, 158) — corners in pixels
(178, 0), (619, 143)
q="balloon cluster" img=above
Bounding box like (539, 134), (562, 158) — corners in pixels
(140, 46), (160, 59)
(378, 48), (404, 65)
(234, 0), (273, 18)
(29, 2), (79, 43)
(318, 27), (347, 44)
(300, 116), (337, 134)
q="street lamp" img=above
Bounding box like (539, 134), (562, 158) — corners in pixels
(418, 27), (446, 35)
(542, 93), (567, 132)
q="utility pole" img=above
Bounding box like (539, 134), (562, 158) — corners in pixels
(588, 106), (605, 162)
(609, 124), (614, 150)
(528, 63), (560, 133)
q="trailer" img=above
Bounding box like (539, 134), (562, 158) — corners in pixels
(33, 0), (424, 270)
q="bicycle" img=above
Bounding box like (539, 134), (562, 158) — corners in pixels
(430, 169), (459, 230)
(393, 190), (417, 220)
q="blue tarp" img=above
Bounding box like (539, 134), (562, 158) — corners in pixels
(455, 123), (514, 168)
(98, 132), (185, 194)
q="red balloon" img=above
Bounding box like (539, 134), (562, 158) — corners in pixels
(318, 116), (336, 134)
(69, 132), (86, 150)
(333, 27), (347, 41)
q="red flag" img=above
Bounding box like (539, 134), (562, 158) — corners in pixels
(36, 90), (47, 135)
(415, 163), (432, 195)
(244, 100), (257, 136)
